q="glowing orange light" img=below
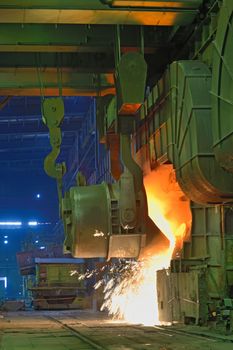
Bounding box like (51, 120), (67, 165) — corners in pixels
(144, 165), (192, 258)
(100, 165), (191, 326)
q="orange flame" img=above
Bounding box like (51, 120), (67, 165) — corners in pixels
(100, 254), (173, 326)
(144, 165), (192, 255)
(101, 165), (191, 326)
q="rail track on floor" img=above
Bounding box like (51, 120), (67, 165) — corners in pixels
(46, 315), (108, 350)
(46, 313), (233, 349)
(1, 311), (232, 350)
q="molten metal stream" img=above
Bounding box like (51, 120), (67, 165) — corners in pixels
(96, 165), (191, 326)
(98, 255), (172, 326)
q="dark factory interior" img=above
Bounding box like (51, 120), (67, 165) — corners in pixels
(0, 1), (232, 349)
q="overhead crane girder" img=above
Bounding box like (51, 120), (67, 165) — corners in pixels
(0, 24), (161, 53)
(0, 0), (202, 26)
(0, 68), (115, 96)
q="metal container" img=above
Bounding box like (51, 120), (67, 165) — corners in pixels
(212, 0), (233, 174)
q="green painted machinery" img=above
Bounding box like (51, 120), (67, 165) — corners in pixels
(212, 0), (233, 174)
(136, 0), (233, 204)
(43, 52), (169, 259)
(135, 58), (233, 204)
(130, 0), (233, 325)
(62, 168), (167, 259)
(101, 59), (233, 204)
(30, 259), (88, 310)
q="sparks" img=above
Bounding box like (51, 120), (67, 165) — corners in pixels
(94, 255), (172, 326)
(73, 165), (191, 326)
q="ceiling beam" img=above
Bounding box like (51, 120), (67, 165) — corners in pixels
(0, 52), (115, 74)
(0, 68), (115, 96)
(0, 1), (201, 26)
(0, 24), (159, 53)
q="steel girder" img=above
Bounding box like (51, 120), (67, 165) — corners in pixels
(0, 68), (114, 96)
(0, 2), (202, 95)
(0, 24), (168, 96)
(0, 24), (161, 53)
(0, 1), (201, 25)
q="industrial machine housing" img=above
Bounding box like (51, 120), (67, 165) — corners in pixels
(17, 249), (91, 310)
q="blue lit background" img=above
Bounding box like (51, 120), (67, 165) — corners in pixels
(0, 95), (105, 301)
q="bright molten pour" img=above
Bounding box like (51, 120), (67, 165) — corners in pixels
(98, 165), (191, 326)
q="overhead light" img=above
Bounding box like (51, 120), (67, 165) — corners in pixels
(40, 246), (45, 250)
(0, 277), (7, 288)
(4, 235), (8, 239)
(28, 221), (38, 226)
(36, 194), (41, 199)
(4, 240), (8, 244)
(35, 240), (39, 244)
(0, 221), (22, 226)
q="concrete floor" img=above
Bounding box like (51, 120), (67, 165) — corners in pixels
(0, 310), (232, 350)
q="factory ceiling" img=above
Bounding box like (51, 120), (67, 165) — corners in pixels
(0, 0), (203, 96)
(0, 0), (204, 169)
(0, 1), (201, 26)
